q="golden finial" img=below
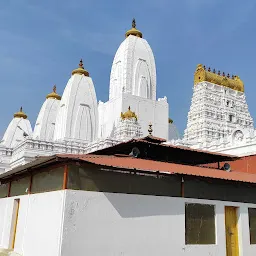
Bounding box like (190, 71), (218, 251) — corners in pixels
(14, 106), (27, 119)
(120, 106), (138, 120)
(46, 85), (61, 100)
(125, 18), (143, 38)
(72, 59), (89, 77)
(148, 123), (153, 135)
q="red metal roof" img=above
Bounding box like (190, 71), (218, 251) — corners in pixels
(206, 154), (256, 174)
(57, 154), (256, 184)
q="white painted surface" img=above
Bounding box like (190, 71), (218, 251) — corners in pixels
(33, 98), (60, 141)
(109, 35), (156, 101)
(1, 118), (32, 148)
(98, 93), (169, 140)
(0, 191), (65, 256)
(54, 74), (98, 143)
(0, 190), (256, 255)
(0, 24), (171, 172)
(61, 190), (256, 256)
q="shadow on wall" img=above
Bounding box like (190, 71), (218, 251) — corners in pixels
(103, 192), (184, 218)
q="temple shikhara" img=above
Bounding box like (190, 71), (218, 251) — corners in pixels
(2, 20), (256, 256)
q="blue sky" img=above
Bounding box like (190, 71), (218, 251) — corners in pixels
(0, 0), (256, 138)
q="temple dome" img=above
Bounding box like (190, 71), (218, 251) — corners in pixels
(1, 107), (32, 148)
(54, 60), (98, 142)
(109, 19), (156, 101)
(121, 106), (137, 120)
(33, 85), (61, 141)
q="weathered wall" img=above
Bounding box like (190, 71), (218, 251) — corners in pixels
(0, 191), (65, 256)
(61, 190), (256, 256)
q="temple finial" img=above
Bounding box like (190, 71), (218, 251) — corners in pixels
(79, 59), (84, 68)
(14, 106), (27, 119)
(132, 18), (136, 28)
(72, 59), (89, 77)
(125, 18), (142, 38)
(53, 85), (56, 93)
(148, 123), (153, 135)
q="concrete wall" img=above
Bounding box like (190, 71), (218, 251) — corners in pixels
(0, 191), (65, 256)
(1, 190), (256, 255)
(61, 190), (256, 256)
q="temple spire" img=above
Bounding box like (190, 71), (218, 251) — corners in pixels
(125, 18), (143, 38)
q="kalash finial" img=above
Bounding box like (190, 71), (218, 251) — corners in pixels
(125, 18), (143, 38)
(46, 85), (61, 100)
(79, 59), (83, 68)
(72, 59), (89, 77)
(132, 18), (136, 28)
(148, 123), (153, 135)
(14, 106), (27, 119)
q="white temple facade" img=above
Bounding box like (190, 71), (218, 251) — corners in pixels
(4, 19), (256, 174)
(169, 64), (256, 156)
(0, 19), (173, 173)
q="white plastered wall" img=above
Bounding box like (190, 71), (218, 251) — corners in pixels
(61, 190), (256, 256)
(0, 191), (65, 256)
(98, 93), (168, 140)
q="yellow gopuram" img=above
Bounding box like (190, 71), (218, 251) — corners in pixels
(194, 64), (244, 92)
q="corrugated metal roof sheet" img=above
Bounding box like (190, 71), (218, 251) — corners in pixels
(57, 154), (256, 184)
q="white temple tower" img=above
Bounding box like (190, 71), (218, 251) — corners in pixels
(98, 19), (169, 140)
(109, 19), (156, 101)
(1, 107), (32, 148)
(183, 64), (253, 148)
(54, 60), (98, 143)
(33, 85), (61, 141)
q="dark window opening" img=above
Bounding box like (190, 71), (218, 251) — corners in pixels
(248, 208), (256, 244)
(185, 203), (216, 244)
